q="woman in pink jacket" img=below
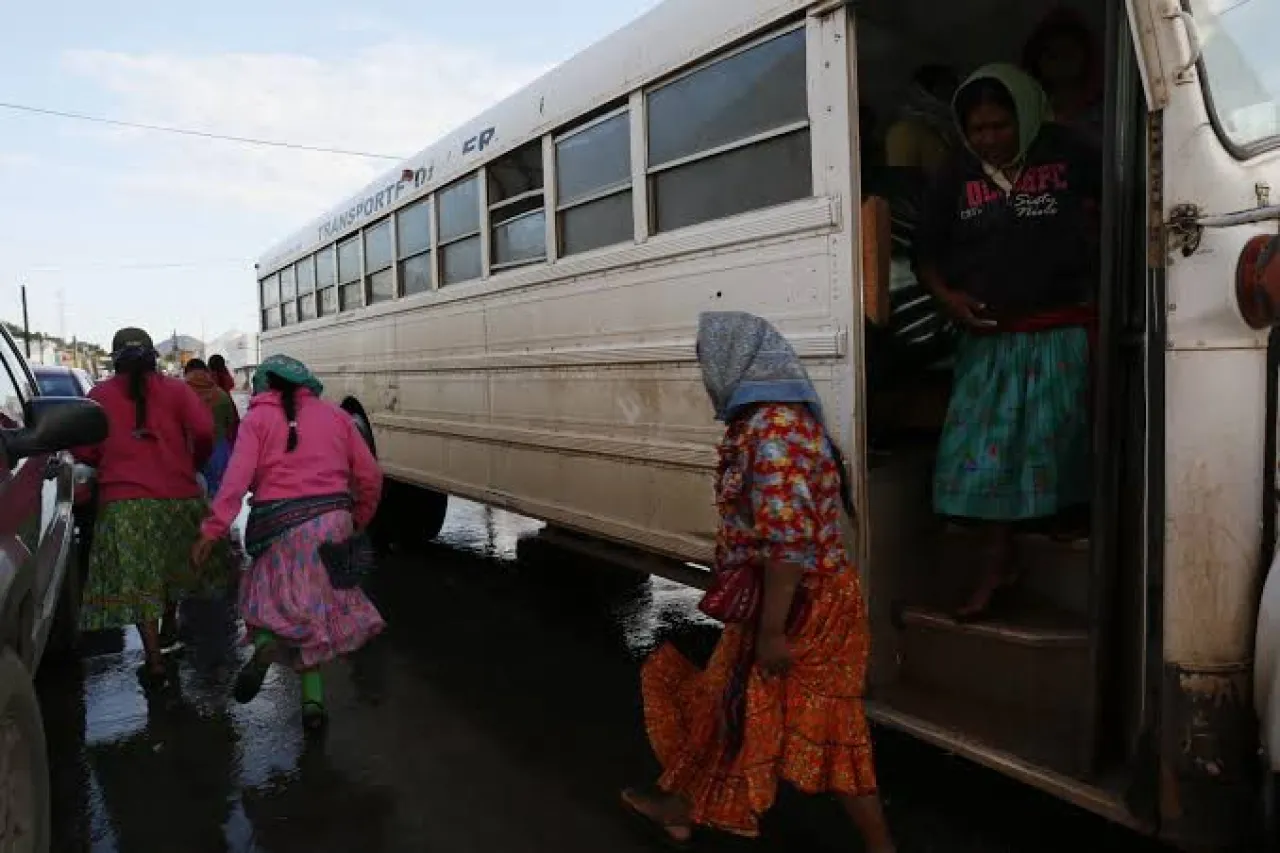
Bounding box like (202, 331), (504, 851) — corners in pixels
(192, 354), (385, 732)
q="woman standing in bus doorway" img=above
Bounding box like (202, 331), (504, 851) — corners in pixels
(191, 355), (385, 733)
(183, 358), (239, 497)
(915, 64), (1101, 621)
(1022, 7), (1104, 143)
(621, 313), (895, 853)
(75, 328), (230, 689)
(208, 354), (237, 395)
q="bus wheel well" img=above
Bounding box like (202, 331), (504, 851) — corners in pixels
(339, 397), (377, 457)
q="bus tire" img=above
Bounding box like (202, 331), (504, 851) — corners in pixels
(381, 482), (449, 553)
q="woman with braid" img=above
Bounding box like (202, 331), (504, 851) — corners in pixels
(192, 354), (384, 732)
(75, 327), (222, 689)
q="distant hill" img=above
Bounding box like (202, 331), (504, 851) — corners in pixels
(155, 335), (204, 356)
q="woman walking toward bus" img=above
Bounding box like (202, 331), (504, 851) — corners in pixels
(621, 312), (894, 852)
(915, 64), (1100, 620)
(75, 327), (228, 689)
(183, 358), (240, 497)
(192, 354), (385, 732)
(208, 353), (237, 395)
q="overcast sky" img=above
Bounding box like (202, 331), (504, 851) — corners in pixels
(0, 0), (658, 348)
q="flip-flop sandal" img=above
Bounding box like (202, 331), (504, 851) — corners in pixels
(233, 650), (272, 704)
(301, 701), (329, 736)
(620, 790), (693, 850)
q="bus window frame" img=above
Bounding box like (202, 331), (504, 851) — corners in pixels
(437, 173), (484, 286)
(554, 104), (634, 258)
(1184, 0), (1280, 161)
(643, 21), (811, 234)
(336, 235), (364, 311)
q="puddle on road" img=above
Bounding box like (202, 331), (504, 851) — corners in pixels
(47, 497), (716, 853)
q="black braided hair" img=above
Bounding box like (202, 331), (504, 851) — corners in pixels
(267, 373), (300, 451)
(114, 348), (157, 434)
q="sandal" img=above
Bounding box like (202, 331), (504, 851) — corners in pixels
(620, 789), (693, 850)
(233, 648), (273, 704)
(301, 701), (329, 735)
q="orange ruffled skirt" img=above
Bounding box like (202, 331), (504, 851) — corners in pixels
(641, 570), (878, 837)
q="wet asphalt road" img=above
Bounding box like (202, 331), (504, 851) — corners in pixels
(37, 500), (1175, 853)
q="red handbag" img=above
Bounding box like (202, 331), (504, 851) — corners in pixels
(698, 438), (762, 624)
(698, 562), (761, 623)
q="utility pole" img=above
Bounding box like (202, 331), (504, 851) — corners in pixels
(19, 285), (29, 358)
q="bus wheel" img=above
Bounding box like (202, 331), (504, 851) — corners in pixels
(377, 482), (449, 553)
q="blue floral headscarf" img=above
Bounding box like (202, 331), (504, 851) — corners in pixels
(695, 311), (824, 422)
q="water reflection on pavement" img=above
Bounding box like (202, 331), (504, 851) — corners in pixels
(40, 500), (1171, 853)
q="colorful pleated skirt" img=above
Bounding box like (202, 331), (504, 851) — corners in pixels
(934, 327), (1091, 521)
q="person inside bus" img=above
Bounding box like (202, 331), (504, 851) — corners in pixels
(75, 327), (231, 689)
(885, 64), (961, 178)
(208, 353), (237, 395)
(183, 358), (240, 497)
(621, 312), (895, 852)
(192, 355), (385, 734)
(914, 64), (1100, 622)
(1022, 7), (1104, 143)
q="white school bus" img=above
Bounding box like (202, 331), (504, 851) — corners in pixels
(255, 0), (1280, 846)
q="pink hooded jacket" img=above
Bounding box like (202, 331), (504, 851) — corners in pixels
(201, 388), (382, 540)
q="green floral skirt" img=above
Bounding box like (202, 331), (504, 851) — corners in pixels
(933, 328), (1091, 521)
(80, 497), (232, 631)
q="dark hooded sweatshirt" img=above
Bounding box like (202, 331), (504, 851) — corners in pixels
(914, 64), (1102, 321)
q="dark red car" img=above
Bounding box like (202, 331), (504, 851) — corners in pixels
(0, 346), (107, 850)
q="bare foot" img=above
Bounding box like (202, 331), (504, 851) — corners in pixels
(955, 571), (1004, 621)
(620, 788), (692, 845)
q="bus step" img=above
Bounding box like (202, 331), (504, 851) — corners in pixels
(939, 524), (1091, 617)
(869, 681), (1090, 779)
(896, 598), (1090, 765)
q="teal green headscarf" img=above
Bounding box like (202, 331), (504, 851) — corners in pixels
(252, 354), (324, 396)
(953, 62), (1052, 167)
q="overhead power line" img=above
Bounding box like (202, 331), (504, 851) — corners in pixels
(23, 258), (249, 273)
(0, 100), (406, 160)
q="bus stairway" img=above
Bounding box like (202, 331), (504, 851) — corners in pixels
(883, 525), (1093, 778)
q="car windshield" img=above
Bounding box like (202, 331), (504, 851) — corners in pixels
(35, 372), (83, 397)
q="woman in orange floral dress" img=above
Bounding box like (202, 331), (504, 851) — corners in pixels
(622, 312), (894, 851)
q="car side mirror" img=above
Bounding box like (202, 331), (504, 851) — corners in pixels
(2, 397), (108, 463)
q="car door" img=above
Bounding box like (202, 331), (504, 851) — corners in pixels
(0, 337), (71, 662)
(0, 335), (54, 667)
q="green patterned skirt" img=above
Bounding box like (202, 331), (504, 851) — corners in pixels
(80, 497), (232, 631)
(933, 328), (1091, 521)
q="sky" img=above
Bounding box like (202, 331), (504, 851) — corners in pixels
(0, 0), (660, 349)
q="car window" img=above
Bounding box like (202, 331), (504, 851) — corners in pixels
(0, 342), (25, 430)
(35, 373), (82, 397)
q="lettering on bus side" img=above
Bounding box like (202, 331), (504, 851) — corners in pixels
(462, 127), (496, 155)
(315, 124), (497, 244)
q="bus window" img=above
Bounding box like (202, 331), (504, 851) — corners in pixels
(260, 273), (279, 331)
(646, 25), (810, 233)
(556, 108), (633, 256)
(438, 175), (482, 285)
(337, 236), (362, 310)
(1190, 0), (1280, 152)
(279, 266), (297, 326)
(315, 246), (337, 317)
(296, 255), (317, 320)
(489, 141), (547, 270)
(397, 199), (433, 296)
(364, 218), (395, 304)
